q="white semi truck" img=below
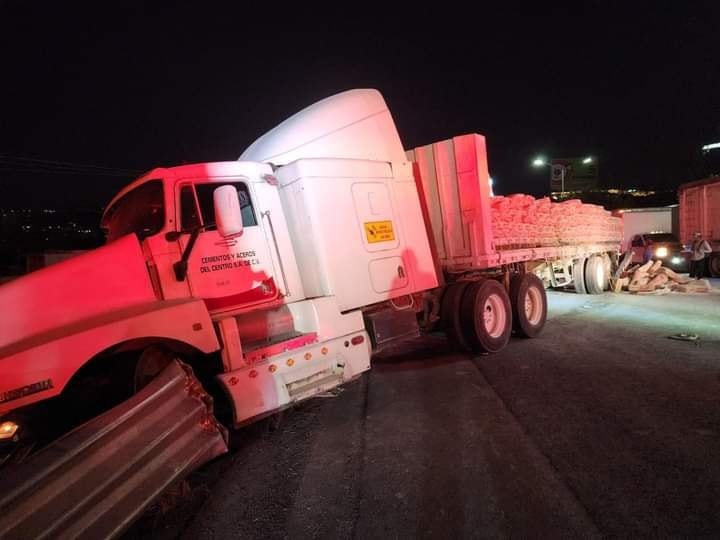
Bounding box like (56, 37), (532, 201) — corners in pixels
(0, 89), (621, 464)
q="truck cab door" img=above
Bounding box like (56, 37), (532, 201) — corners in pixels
(177, 180), (278, 313)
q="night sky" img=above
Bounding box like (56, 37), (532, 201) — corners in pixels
(1, 2), (719, 209)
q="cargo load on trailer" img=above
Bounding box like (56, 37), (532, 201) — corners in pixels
(490, 196), (621, 248)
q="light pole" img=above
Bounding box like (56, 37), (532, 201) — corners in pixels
(532, 156), (593, 197)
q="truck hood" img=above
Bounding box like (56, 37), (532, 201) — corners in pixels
(0, 235), (157, 353)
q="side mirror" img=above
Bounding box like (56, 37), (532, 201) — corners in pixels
(214, 185), (243, 238)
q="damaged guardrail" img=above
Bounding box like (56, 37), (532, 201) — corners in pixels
(0, 360), (228, 539)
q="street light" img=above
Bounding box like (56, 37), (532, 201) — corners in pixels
(532, 156), (567, 195)
(531, 155), (594, 197)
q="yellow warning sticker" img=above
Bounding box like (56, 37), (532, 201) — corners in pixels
(364, 220), (395, 243)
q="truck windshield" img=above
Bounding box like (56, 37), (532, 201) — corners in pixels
(103, 180), (165, 242)
(646, 233), (678, 243)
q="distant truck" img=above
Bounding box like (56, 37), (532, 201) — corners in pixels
(0, 89), (621, 464)
(678, 176), (720, 277)
(616, 206), (687, 270)
(617, 206), (676, 252)
(627, 232), (688, 271)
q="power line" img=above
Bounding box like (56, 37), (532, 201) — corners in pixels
(0, 167), (135, 177)
(0, 155), (142, 175)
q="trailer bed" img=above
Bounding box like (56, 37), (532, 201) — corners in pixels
(407, 134), (622, 271)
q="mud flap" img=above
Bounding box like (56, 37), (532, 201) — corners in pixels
(0, 360), (228, 539)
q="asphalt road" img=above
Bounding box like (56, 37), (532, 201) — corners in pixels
(127, 283), (720, 539)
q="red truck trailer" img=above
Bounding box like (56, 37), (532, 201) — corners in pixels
(678, 176), (720, 276)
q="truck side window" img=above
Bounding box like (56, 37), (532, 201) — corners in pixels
(102, 180), (165, 242)
(180, 185), (201, 231)
(631, 236), (643, 247)
(195, 182), (258, 228)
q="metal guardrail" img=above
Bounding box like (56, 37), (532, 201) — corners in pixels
(0, 360), (229, 539)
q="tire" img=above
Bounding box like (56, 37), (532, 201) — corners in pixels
(460, 279), (512, 353)
(572, 257), (588, 294)
(1, 348), (176, 472)
(709, 254), (720, 278)
(602, 253), (612, 288)
(440, 281), (472, 351)
(509, 273), (547, 338)
(585, 255), (607, 295)
(134, 346), (175, 391)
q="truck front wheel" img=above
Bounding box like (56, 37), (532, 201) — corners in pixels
(460, 280), (512, 353)
(134, 346), (175, 391)
(509, 273), (547, 338)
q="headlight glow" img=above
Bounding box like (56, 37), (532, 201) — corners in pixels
(672, 257), (681, 264)
(655, 247), (668, 258)
(0, 421), (19, 440)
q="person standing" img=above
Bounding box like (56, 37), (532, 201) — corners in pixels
(689, 232), (712, 279)
(643, 239), (654, 263)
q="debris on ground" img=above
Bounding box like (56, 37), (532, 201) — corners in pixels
(610, 258), (715, 294)
(667, 333), (699, 341)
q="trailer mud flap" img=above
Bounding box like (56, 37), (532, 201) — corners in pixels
(0, 360), (228, 539)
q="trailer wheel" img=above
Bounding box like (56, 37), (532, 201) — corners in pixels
(602, 253), (612, 289)
(585, 255), (607, 295)
(440, 281), (472, 351)
(709, 254), (720, 278)
(509, 273), (547, 338)
(460, 279), (512, 353)
(572, 257), (588, 294)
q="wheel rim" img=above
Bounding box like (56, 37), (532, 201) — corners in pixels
(482, 293), (506, 338)
(524, 287), (543, 325)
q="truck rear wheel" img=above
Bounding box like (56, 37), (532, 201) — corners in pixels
(709, 254), (720, 278)
(441, 281), (472, 351)
(509, 273), (547, 338)
(572, 257), (588, 294)
(460, 279), (512, 353)
(585, 255), (607, 294)
(602, 253), (612, 287)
